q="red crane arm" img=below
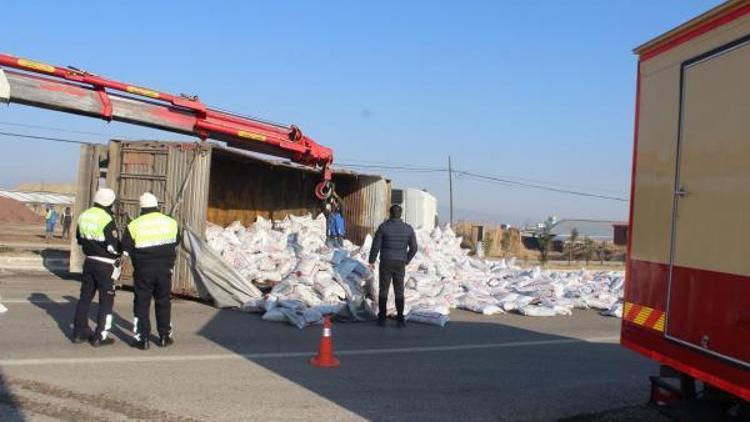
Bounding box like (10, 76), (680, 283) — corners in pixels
(0, 53), (334, 193)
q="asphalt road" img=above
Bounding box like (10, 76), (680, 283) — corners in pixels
(0, 270), (660, 421)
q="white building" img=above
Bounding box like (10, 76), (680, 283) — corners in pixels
(391, 188), (438, 230)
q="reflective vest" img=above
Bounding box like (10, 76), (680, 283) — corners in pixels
(77, 207), (113, 242)
(128, 212), (178, 248)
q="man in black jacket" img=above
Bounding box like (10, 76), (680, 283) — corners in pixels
(368, 204), (418, 327)
(73, 188), (121, 347)
(121, 192), (180, 350)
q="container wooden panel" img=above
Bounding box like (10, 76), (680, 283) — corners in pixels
(106, 141), (211, 295)
(206, 150), (320, 227)
(207, 149), (389, 245)
(69, 144), (108, 273)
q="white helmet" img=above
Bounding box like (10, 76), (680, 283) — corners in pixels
(139, 192), (159, 208)
(93, 188), (116, 207)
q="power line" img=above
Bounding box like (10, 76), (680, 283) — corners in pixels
(0, 120), (136, 140)
(456, 170), (629, 202)
(336, 158), (440, 169)
(0, 128), (630, 202)
(337, 160), (628, 196)
(0, 130), (95, 145)
(336, 163), (446, 173)
(338, 162), (628, 199)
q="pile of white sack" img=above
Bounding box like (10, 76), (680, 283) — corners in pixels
(206, 214), (624, 328)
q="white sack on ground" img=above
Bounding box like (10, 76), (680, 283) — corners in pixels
(205, 215), (624, 328)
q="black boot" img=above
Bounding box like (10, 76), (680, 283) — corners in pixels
(90, 336), (116, 347)
(395, 298), (405, 321)
(157, 335), (174, 348)
(396, 317), (406, 328)
(378, 296), (388, 327)
(133, 337), (149, 350)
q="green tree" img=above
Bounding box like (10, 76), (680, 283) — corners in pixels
(597, 241), (607, 265)
(583, 237), (595, 265)
(537, 218), (555, 265)
(501, 229), (512, 256)
(567, 227), (579, 265)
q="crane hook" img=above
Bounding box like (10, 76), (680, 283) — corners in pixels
(314, 180), (334, 200)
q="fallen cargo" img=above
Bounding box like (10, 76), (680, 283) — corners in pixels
(201, 214), (625, 328)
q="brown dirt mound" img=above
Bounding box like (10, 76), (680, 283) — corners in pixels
(0, 197), (44, 224)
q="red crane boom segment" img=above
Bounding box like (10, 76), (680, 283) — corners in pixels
(0, 53), (334, 198)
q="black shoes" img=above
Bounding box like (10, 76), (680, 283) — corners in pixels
(133, 338), (150, 350)
(376, 317), (406, 327)
(157, 335), (174, 348)
(90, 336), (116, 347)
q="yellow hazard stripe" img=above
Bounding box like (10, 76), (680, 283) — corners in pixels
(126, 86), (160, 98)
(18, 58), (55, 73)
(623, 302), (632, 316)
(623, 301), (665, 332)
(237, 131), (267, 142)
(653, 313), (666, 332)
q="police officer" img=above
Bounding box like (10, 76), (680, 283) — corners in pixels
(73, 188), (121, 347)
(122, 192), (180, 350)
(368, 204), (418, 328)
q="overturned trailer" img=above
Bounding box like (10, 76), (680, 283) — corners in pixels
(71, 140), (390, 296)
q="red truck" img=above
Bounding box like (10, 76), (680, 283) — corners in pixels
(624, 0), (750, 405)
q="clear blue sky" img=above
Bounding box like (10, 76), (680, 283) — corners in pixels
(0, 0), (722, 224)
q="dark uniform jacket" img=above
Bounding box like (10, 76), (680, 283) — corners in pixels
(368, 218), (418, 265)
(121, 208), (181, 273)
(76, 205), (120, 260)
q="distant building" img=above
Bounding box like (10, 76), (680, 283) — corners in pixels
(391, 188), (438, 230)
(612, 222), (628, 246)
(521, 218), (619, 252)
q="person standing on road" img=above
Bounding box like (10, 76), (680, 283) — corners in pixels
(61, 207), (73, 240)
(122, 192), (180, 351)
(72, 188), (121, 347)
(368, 204), (418, 328)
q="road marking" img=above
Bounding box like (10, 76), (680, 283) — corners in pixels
(2, 298), (73, 304)
(0, 336), (619, 367)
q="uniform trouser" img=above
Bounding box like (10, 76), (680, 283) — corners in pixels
(133, 270), (172, 340)
(73, 260), (115, 339)
(378, 260), (406, 320)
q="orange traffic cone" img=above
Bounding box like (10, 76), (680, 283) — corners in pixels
(309, 315), (340, 368)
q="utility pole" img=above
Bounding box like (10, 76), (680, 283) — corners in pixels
(448, 156), (454, 226)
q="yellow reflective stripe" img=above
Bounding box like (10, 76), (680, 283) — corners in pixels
(653, 313), (666, 332)
(77, 207), (112, 241)
(128, 213), (178, 249)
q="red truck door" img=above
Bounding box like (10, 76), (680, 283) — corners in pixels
(667, 36), (750, 368)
